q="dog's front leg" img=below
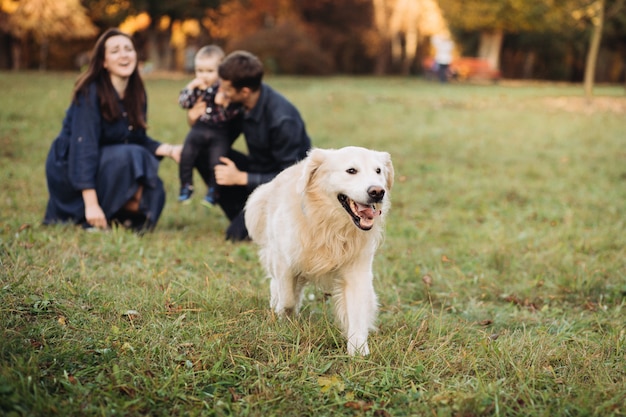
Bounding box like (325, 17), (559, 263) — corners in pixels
(270, 269), (305, 316)
(334, 266), (378, 356)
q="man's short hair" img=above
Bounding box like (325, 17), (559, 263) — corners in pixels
(218, 50), (263, 92)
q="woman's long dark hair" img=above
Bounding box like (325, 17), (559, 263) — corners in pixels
(73, 28), (147, 130)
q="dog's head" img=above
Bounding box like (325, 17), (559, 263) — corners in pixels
(297, 146), (394, 231)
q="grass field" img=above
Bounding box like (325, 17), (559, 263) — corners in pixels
(1, 71), (625, 416)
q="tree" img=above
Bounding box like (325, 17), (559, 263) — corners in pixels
(372, 0), (448, 74)
(297, 0), (374, 74)
(204, 0), (372, 74)
(438, 0), (576, 71)
(129, 0), (221, 70)
(81, 0), (135, 28)
(581, 0), (606, 98)
(4, 0), (98, 70)
(573, 0), (624, 97)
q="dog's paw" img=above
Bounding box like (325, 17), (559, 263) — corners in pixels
(347, 340), (370, 356)
(273, 303), (298, 318)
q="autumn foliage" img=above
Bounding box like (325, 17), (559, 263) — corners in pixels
(0, 0), (624, 82)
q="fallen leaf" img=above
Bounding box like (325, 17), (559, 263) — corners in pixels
(345, 400), (373, 411)
(422, 275), (433, 286)
(121, 342), (135, 353)
(583, 301), (597, 311)
(228, 387), (242, 401)
(318, 375), (345, 393)
(122, 309), (140, 318)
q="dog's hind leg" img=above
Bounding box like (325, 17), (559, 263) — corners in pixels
(333, 267), (378, 356)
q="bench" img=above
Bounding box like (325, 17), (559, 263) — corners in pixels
(450, 58), (501, 82)
(422, 57), (501, 82)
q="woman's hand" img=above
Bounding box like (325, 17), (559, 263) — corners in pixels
(169, 144), (182, 163)
(85, 204), (108, 229)
(82, 189), (108, 229)
(156, 144), (182, 163)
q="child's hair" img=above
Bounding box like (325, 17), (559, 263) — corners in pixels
(195, 45), (225, 61)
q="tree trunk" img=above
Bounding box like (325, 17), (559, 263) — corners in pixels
(584, 0), (605, 100)
(372, 0), (390, 75)
(478, 29), (503, 70)
(39, 39), (49, 71)
(146, 23), (161, 70)
(522, 51), (536, 79)
(402, 28), (418, 75)
(11, 40), (22, 70)
(374, 38), (390, 75)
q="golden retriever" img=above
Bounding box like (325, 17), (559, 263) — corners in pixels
(244, 146), (394, 355)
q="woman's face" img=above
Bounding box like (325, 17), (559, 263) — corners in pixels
(103, 35), (137, 80)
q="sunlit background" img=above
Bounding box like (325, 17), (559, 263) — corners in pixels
(0, 0), (624, 87)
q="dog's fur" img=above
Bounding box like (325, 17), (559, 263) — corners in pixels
(245, 146), (394, 355)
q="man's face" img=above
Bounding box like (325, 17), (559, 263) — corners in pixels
(219, 79), (248, 106)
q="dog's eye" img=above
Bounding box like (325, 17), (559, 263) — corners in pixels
(376, 168), (381, 174)
(346, 168), (357, 175)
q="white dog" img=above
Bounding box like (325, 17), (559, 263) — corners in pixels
(244, 146), (394, 355)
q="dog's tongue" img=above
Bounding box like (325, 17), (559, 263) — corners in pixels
(356, 203), (380, 220)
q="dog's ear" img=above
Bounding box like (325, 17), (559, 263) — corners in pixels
(296, 148), (326, 194)
(380, 151), (394, 191)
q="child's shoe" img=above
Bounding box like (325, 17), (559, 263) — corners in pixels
(201, 187), (218, 208)
(178, 184), (194, 203)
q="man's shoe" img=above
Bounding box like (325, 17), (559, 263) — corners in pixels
(225, 213), (250, 242)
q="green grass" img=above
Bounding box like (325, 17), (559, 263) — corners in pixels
(1, 71), (625, 416)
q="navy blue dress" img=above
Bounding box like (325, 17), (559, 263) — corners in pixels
(44, 82), (165, 230)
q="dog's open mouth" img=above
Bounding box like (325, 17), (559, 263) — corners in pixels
(338, 194), (382, 231)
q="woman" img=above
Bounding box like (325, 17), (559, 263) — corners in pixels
(44, 28), (182, 232)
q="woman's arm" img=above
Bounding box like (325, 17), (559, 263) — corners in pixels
(82, 189), (107, 229)
(68, 84), (103, 190)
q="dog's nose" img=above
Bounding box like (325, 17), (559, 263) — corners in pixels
(368, 186), (385, 202)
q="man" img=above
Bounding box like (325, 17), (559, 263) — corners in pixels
(191, 50), (312, 241)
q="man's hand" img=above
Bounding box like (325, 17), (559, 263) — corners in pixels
(214, 90), (230, 108)
(215, 157), (247, 186)
(187, 100), (206, 126)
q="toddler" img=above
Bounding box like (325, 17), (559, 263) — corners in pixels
(177, 45), (242, 206)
